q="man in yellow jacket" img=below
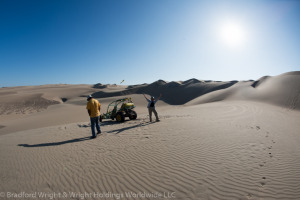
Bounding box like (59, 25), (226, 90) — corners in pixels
(86, 95), (101, 138)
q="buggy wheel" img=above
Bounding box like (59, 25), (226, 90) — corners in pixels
(129, 110), (137, 120)
(116, 112), (125, 122)
(99, 115), (103, 122)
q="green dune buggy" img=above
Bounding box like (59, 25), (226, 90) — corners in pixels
(100, 97), (137, 122)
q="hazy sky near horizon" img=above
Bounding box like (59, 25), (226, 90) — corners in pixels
(1, 0), (299, 87)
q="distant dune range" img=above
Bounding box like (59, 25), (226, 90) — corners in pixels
(0, 72), (300, 200)
(1, 72), (299, 116)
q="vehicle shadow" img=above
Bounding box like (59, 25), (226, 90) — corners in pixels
(107, 121), (152, 134)
(77, 120), (119, 128)
(100, 120), (118, 126)
(18, 136), (92, 147)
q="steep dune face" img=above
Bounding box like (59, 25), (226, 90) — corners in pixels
(253, 72), (300, 110)
(186, 81), (253, 105)
(187, 72), (300, 110)
(251, 76), (271, 88)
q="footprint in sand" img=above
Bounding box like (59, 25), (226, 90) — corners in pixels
(260, 182), (266, 187)
(269, 152), (273, 158)
(265, 132), (269, 137)
(246, 193), (253, 199)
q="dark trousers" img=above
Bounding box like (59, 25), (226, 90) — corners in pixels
(90, 116), (101, 137)
(148, 107), (159, 122)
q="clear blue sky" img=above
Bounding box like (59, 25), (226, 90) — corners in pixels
(1, 0), (299, 87)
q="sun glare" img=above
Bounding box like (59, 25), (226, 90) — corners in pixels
(219, 21), (246, 48)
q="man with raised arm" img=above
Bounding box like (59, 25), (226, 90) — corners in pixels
(143, 93), (162, 122)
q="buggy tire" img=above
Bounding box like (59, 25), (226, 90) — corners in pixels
(129, 110), (137, 120)
(99, 115), (103, 122)
(116, 112), (125, 122)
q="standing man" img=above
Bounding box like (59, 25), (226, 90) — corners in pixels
(86, 95), (101, 138)
(143, 93), (162, 122)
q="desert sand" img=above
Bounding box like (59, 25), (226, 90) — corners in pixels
(0, 72), (299, 200)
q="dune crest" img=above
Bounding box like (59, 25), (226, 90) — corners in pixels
(251, 76), (271, 88)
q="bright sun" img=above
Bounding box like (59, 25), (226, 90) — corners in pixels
(219, 21), (246, 47)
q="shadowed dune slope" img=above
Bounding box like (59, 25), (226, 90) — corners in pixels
(92, 79), (238, 105)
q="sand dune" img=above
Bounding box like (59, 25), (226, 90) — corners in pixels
(0, 72), (299, 200)
(0, 93), (59, 115)
(187, 72), (300, 110)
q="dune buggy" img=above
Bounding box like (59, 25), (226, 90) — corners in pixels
(100, 97), (137, 122)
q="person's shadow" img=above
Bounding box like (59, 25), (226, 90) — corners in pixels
(18, 121), (152, 147)
(18, 136), (92, 148)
